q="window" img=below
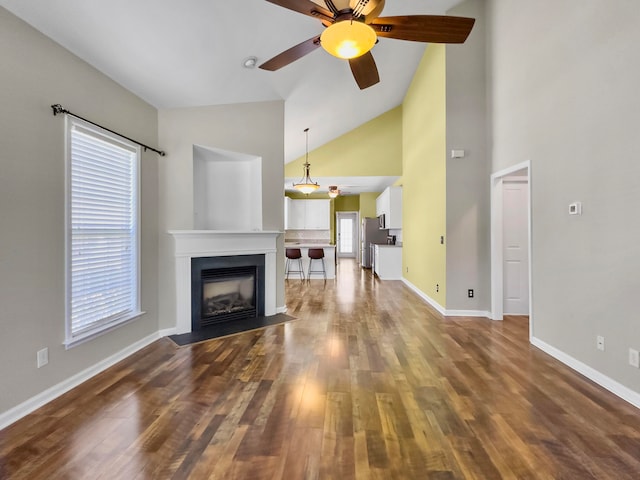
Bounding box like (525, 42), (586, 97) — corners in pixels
(65, 117), (142, 347)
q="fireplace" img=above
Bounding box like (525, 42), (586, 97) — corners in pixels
(170, 230), (280, 335)
(191, 254), (265, 331)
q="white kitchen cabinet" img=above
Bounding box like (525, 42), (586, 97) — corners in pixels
(285, 199), (330, 230)
(286, 198), (305, 229)
(304, 199), (330, 229)
(375, 186), (402, 229)
(284, 196), (291, 229)
(374, 245), (403, 280)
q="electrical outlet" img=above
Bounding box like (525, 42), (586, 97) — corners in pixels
(468, 289), (474, 298)
(436, 284), (439, 293)
(406, 266), (409, 273)
(37, 348), (49, 368)
(629, 348), (640, 368)
(596, 336), (605, 351)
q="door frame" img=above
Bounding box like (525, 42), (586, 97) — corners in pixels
(490, 160), (533, 338)
(336, 211), (359, 258)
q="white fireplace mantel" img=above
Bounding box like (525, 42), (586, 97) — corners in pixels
(169, 230), (282, 334)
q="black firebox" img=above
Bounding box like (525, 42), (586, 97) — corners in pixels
(191, 254), (265, 332)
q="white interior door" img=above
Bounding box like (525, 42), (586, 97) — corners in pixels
(503, 179), (529, 314)
(336, 212), (358, 258)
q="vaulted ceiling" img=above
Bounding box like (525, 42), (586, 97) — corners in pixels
(1, 0), (463, 164)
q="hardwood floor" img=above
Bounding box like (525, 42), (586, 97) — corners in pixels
(2, 259), (639, 479)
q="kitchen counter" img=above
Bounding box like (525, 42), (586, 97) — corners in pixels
(285, 242), (335, 248)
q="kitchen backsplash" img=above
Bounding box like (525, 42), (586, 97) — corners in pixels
(285, 229), (330, 243)
(389, 228), (403, 246)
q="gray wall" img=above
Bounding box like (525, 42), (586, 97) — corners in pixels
(445, 0), (491, 311)
(157, 103), (286, 330)
(0, 8), (159, 413)
(489, 0), (640, 392)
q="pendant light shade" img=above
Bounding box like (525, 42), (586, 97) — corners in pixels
(328, 186), (340, 198)
(293, 128), (319, 195)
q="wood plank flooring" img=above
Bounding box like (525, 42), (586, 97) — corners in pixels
(1, 259), (639, 479)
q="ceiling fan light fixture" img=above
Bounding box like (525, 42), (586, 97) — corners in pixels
(293, 128), (319, 195)
(320, 20), (377, 59)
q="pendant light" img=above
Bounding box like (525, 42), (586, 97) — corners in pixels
(293, 128), (319, 195)
(328, 186), (340, 198)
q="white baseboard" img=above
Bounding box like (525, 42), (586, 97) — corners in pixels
(445, 309), (493, 317)
(158, 327), (178, 337)
(402, 278), (446, 315)
(0, 331), (161, 430)
(2, 307), (294, 430)
(402, 278), (490, 318)
(531, 336), (640, 410)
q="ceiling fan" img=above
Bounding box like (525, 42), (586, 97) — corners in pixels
(260, 0), (475, 89)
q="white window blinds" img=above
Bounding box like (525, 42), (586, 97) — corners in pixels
(66, 119), (141, 346)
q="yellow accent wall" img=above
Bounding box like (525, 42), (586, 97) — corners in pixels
(359, 192), (379, 219)
(285, 107), (403, 177)
(334, 195), (359, 212)
(402, 45), (447, 307)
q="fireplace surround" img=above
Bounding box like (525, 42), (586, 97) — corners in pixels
(170, 230), (281, 335)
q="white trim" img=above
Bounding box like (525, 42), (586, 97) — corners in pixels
(402, 278), (446, 315)
(445, 309), (492, 318)
(276, 306), (288, 314)
(0, 332), (160, 430)
(64, 311), (146, 349)
(402, 278), (491, 318)
(159, 327), (178, 338)
(531, 337), (640, 410)
(65, 116), (142, 346)
(490, 161), (533, 334)
(335, 211), (359, 258)
(169, 230), (282, 334)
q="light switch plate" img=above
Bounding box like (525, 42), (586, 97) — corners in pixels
(629, 348), (639, 368)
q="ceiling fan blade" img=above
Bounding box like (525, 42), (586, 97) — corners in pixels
(370, 15), (475, 44)
(259, 36), (321, 71)
(349, 52), (379, 90)
(265, 0), (333, 20)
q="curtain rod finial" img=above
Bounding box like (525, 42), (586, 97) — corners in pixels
(51, 104), (65, 116)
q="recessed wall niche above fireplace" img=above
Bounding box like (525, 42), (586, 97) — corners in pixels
(191, 254), (265, 331)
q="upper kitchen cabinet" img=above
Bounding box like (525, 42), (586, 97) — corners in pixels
(376, 186), (402, 229)
(285, 196), (304, 229)
(304, 199), (330, 229)
(285, 199), (330, 230)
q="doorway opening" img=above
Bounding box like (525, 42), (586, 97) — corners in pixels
(490, 161), (533, 339)
(336, 212), (358, 258)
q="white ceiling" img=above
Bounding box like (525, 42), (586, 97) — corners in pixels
(1, 0), (463, 191)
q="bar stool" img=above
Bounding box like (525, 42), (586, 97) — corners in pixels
(307, 248), (326, 280)
(285, 248), (304, 280)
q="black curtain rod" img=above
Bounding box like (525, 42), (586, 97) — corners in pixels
(51, 104), (166, 156)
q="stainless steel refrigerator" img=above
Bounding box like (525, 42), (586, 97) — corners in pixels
(361, 217), (388, 268)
